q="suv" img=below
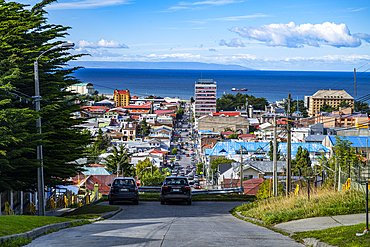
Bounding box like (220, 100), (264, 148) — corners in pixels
(108, 177), (139, 205)
(160, 176), (192, 205)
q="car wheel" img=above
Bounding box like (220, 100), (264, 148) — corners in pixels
(109, 200), (114, 205)
(160, 198), (165, 205)
(133, 200), (139, 205)
(187, 199), (192, 205)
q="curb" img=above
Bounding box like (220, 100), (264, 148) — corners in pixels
(0, 208), (122, 245)
(302, 238), (337, 247)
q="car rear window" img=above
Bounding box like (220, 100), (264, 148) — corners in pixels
(165, 178), (188, 185)
(113, 179), (135, 186)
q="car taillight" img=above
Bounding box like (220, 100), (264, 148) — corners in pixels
(185, 186), (190, 190)
(135, 187), (138, 192)
(162, 185), (168, 190)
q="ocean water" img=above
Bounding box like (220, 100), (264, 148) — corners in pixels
(71, 69), (369, 103)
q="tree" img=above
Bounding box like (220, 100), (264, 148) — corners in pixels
(104, 144), (133, 176)
(211, 158), (235, 170)
(227, 133), (239, 139)
(0, 100), (40, 192)
(171, 148), (178, 155)
(190, 97), (195, 104)
(176, 107), (184, 119)
(87, 128), (110, 162)
(320, 102), (335, 112)
(196, 163), (204, 176)
(247, 95), (268, 110)
(268, 141), (280, 161)
(138, 118), (150, 136)
(354, 101), (370, 114)
(293, 146), (311, 172)
(0, 0), (91, 189)
(141, 169), (166, 186)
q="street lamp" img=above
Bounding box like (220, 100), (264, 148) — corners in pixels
(34, 42), (74, 216)
(239, 143), (244, 193)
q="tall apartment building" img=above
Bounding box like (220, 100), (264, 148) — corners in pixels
(306, 89), (354, 117)
(194, 79), (217, 117)
(114, 89), (130, 107)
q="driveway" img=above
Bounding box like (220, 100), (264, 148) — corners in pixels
(26, 201), (303, 247)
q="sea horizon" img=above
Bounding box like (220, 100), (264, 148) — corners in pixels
(72, 68), (368, 103)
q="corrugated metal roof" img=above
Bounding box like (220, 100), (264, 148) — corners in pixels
(328, 136), (370, 148)
(208, 141), (329, 156)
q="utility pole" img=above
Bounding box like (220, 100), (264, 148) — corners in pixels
(273, 115), (278, 196)
(286, 94), (292, 197)
(240, 143), (243, 191)
(354, 68), (357, 97)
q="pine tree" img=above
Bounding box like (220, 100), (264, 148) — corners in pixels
(0, 0), (91, 190)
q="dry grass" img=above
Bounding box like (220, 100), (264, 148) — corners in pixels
(235, 187), (365, 225)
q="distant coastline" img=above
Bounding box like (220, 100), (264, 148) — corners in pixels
(72, 68), (366, 103)
(68, 61), (254, 71)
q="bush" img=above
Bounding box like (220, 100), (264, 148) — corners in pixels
(257, 179), (284, 199)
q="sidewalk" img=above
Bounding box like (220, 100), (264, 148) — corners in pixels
(274, 213), (368, 233)
(45, 207), (76, 217)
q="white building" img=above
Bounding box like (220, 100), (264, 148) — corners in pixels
(67, 83), (95, 95)
(194, 79), (217, 117)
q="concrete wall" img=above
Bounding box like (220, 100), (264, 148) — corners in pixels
(198, 115), (250, 134)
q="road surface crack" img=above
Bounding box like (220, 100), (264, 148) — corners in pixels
(160, 206), (177, 247)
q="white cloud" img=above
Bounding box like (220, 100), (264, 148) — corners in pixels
(46, 0), (132, 10)
(168, 0), (243, 11)
(208, 14), (270, 21)
(229, 22), (362, 48)
(209, 48), (217, 52)
(77, 39), (129, 49)
(219, 38), (245, 47)
(354, 33), (370, 43)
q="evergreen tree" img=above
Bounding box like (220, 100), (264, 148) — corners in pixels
(0, 0), (91, 189)
(268, 141), (280, 161)
(104, 144), (133, 176)
(139, 118), (150, 136)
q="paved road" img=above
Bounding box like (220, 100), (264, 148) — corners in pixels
(26, 201), (303, 247)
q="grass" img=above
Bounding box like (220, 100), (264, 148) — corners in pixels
(0, 216), (72, 237)
(0, 204), (119, 240)
(235, 188), (365, 225)
(295, 223), (370, 247)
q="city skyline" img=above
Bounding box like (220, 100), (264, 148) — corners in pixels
(20, 0), (370, 71)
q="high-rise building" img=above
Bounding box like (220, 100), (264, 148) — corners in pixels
(307, 89), (354, 117)
(114, 89), (130, 107)
(194, 79), (217, 117)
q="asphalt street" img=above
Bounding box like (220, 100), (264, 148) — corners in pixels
(25, 201), (303, 247)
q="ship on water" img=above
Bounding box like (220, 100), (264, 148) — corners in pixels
(231, 88), (248, 91)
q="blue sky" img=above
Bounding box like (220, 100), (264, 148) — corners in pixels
(20, 0), (370, 71)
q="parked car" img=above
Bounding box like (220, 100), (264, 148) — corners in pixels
(108, 177), (139, 205)
(160, 176), (192, 205)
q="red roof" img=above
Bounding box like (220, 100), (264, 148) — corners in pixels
(222, 131), (235, 135)
(124, 102), (151, 109)
(114, 90), (129, 94)
(150, 149), (167, 154)
(155, 110), (175, 115)
(238, 134), (256, 138)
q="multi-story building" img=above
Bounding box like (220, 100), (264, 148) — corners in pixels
(194, 79), (217, 117)
(114, 89), (130, 107)
(316, 107), (368, 129)
(306, 89), (354, 117)
(67, 83), (95, 95)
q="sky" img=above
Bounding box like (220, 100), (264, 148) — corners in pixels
(18, 0), (370, 71)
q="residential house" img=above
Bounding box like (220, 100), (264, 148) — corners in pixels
(316, 107), (368, 129)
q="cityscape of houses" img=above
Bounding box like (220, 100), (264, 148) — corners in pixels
(64, 80), (369, 198)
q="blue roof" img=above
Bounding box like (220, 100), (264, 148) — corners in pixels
(208, 141), (329, 157)
(82, 167), (113, 175)
(199, 130), (220, 134)
(205, 148), (212, 155)
(328, 136), (370, 148)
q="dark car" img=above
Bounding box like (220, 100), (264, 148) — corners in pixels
(108, 177), (139, 205)
(161, 176), (192, 205)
